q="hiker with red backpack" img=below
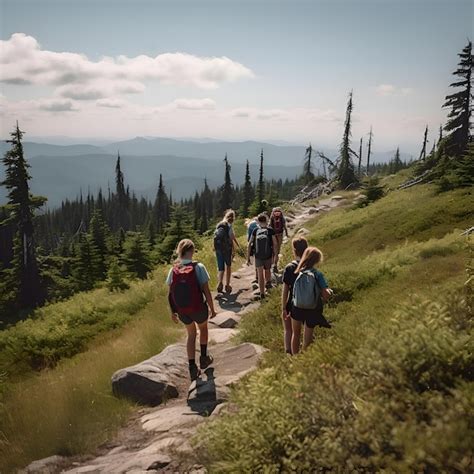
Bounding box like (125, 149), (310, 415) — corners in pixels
(214, 209), (241, 294)
(270, 207), (288, 273)
(247, 213), (278, 299)
(167, 239), (217, 381)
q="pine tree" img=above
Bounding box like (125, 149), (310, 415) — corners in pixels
(106, 257), (129, 291)
(153, 174), (170, 233)
(123, 233), (152, 279)
(302, 143), (315, 183)
(219, 154), (234, 214)
(358, 137), (363, 176)
(443, 40), (473, 158)
(157, 206), (197, 262)
(419, 125), (429, 161)
(250, 149), (266, 215)
(366, 126), (373, 175)
(73, 233), (97, 291)
(241, 160), (253, 218)
(392, 147), (404, 173)
(0, 123), (47, 314)
(337, 91), (358, 188)
(89, 208), (109, 280)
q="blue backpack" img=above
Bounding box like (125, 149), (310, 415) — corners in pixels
(292, 269), (320, 309)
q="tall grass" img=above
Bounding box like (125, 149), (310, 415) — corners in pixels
(0, 286), (181, 471)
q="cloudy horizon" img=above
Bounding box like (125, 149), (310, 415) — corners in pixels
(0, 0), (472, 154)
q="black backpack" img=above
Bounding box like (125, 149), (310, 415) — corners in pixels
(254, 228), (272, 260)
(214, 222), (231, 252)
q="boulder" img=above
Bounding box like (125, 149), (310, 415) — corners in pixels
(308, 207), (319, 215)
(297, 227), (310, 236)
(111, 343), (188, 406)
(331, 195), (344, 200)
(209, 311), (241, 328)
(25, 455), (66, 473)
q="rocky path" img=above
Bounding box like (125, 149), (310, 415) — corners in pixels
(24, 195), (351, 474)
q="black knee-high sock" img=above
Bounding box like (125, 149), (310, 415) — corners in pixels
(200, 344), (207, 357)
(189, 359), (196, 367)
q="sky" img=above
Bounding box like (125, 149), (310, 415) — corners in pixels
(0, 0), (472, 153)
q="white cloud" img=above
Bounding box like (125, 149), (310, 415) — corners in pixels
(36, 98), (79, 112)
(96, 98), (125, 108)
(376, 84), (414, 97)
(173, 98), (216, 110)
(0, 33), (254, 99)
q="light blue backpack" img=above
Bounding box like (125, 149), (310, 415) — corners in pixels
(292, 269), (320, 309)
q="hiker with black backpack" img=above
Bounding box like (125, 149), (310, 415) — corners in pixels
(247, 213), (277, 299)
(270, 207), (288, 273)
(288, 246), (333, 354)
(280, 236), (308, 354)
(214, 209), (241, 294)
(167, 239), (217, 381)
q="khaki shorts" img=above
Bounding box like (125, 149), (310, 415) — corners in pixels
(255, 257), (272, 270)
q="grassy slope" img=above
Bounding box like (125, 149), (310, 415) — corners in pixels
(0, 223), (247, 472)
(197, 181), (473, 472)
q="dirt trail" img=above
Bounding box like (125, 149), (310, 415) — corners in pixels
(24, 195), (351, 474)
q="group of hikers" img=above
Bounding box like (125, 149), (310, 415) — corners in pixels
(167, 204), (333, 380)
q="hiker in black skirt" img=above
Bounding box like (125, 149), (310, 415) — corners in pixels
(287, 246), (333, 354)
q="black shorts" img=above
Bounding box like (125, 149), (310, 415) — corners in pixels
(178, 305), (209, 325)
(290, 305), (330, 329)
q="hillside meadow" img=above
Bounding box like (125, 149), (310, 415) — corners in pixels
(0, 221), (247, 472)
(196, 181), (473, 472)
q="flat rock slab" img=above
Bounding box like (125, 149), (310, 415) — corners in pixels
(111, 343), (188, 406)
(209, 311), (241, 328)
(209, 328), (237, 344)
(141, 404), (205, 433)
(187, 342), (266, 415)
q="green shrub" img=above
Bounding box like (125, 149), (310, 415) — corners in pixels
(197, 289), (473, 472)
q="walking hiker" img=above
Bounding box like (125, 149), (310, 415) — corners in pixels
(281, 236), (308, 354)
(270, 207), (288, 273)
(167, 239), (217, 381)
(289, 246), (333, 354)
(247, 213), (277, 299)
(246, 216), (259, 283)
(214, 209), (241, 294)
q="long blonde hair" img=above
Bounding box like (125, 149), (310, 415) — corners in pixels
(176, 239), (195, 259)
(295, 246), (323, 273)
(224, 209), (235, 223)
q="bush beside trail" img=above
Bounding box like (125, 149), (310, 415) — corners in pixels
(196, 182), (473, 472)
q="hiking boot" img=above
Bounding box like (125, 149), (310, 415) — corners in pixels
(189, 364), (201, 381)
(273, 265), (279, 273)
(265, 281), (273, 290)
(225, 284), (232, 293)
(217, 282), (223, 293)
(200, 354), (214, 370)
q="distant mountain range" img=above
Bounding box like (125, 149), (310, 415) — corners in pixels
(0, 137), (413, 208)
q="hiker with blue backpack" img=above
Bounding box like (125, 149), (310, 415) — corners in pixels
(281, 236), (308, 354)
(214, 209), (241, 294)
(167, 239), (217, 381)
(285, 246), (333, 354)
(247, 213), (278, 299)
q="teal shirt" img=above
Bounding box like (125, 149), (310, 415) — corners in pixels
(166, 259), (210, 287)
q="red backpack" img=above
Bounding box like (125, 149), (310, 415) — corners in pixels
(272, 210), (284, 234)
(170, 263), (205, 315)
